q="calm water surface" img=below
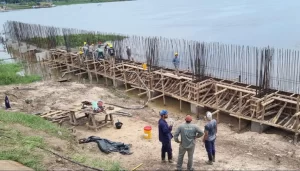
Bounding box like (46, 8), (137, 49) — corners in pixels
(0, 0), (300, 48)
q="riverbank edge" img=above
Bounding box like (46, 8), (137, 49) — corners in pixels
(2, 0), (132, 11)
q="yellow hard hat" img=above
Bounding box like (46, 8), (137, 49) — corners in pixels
(84, 42), (86, 45)
(175, 52), (178, 56)
(109, 45), (113, 48)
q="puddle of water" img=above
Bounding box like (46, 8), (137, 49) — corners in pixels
(126, 89), (192, 115)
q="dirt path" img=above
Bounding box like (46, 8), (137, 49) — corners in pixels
(1, 81), (300, 170)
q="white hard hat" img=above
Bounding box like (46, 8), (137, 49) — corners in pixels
(206, 111), (212, 120)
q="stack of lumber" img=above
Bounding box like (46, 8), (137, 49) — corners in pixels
(39, 110), (71, 123)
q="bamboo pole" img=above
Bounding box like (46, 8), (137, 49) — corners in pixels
(180, 80), (182, 111)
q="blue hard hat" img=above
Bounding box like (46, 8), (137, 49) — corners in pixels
(159, 110), (168, 116)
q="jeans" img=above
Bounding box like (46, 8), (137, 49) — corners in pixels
(161, 141), (172, 160)
(176, 145), (195, 170)
(204, 139), (216, 161)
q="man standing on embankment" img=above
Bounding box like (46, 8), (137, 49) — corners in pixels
(174, 115), (203, 171)
(173, 52), (179, 75)
(158, 110), (174, 163)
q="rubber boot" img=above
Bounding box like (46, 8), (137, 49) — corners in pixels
(205, 160), (213, 165)
(212, 155), (215, 162)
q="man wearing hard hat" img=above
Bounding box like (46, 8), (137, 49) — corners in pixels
(158, 110), (174, 163)
(108, 44), (115, 57)
(174, 115), (203, 171)
(203, 111), (217, 165)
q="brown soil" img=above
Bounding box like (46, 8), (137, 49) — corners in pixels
(1, 80), (300, 170)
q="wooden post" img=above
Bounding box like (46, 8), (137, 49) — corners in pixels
(239, 92), (242, 115)
(162, 74), (166, 106)
(137, 69), (141, 93)
(217, 111), (220, 123)
(180, 80), (182, 112)
(86, 60), (92, 84)
(295, 96), (300, 144)
(215, 85), (219, 107)
(122, 61), (128, 90)
(93, 53), (99, 83)
(238, 118), (241, 131)
(197, 83), (199, 104)
(262, 96), (266, 121)
(103, 60), (108, 86)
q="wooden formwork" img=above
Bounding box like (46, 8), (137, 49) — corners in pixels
(253, 93), (300, 132)
(43, 49), (300, 139)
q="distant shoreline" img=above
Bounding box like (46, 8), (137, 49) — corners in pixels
(1, 0), (130, 11)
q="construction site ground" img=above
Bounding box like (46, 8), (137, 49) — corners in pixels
(1, 80), (300, 170)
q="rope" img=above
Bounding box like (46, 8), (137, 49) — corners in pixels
(37, 147), (104, 171)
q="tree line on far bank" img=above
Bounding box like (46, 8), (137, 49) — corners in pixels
(2, 0), (127, 5)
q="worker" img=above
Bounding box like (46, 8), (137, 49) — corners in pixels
(91, 100), (104, 113)
(104, 43), (109, 55)
(174, 115), (204, 171)
(4, 95), (11, 109)
(78, 47), (84, 55)
(83, 43), (89, 57)
(96, 45), (104, 60)
(108, 45), (115, 57)
(126, 46), (131, 60)
(173, 52), (180, 75)
(158, 110), (173, 163)
(89, 44), (95, 58)
(203, 111), (217, 165)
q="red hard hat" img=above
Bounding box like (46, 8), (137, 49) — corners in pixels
(185, 115), (192, 122)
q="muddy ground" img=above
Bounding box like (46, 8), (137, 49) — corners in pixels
(1, 80), (300, 170)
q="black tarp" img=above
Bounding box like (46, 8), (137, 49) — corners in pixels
(79, 136), (133, 155)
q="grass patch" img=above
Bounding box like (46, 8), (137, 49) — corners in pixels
(0, 62), (41, 85)
(0, 110), (70, 139)
(5, 4), (31, 10)
(26, 33), (127, 49)
(0, 110), (123, 170)
(72, 154), (122, 171)
(0, 124), (46, 170)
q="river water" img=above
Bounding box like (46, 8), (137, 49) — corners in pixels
(0, 0), (300, 49)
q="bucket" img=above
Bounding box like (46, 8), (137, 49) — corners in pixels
(144, 126), (152, 139)
(115, 122), (123, 129)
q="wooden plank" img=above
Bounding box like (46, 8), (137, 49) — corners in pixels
(216, 83), (256, 95)
(272, 97), (297, 104)
(41, 111), (64, 118)
(149, 94), (164, 101)
(214, 88), (227, 96)
(271, 102), (287, 124)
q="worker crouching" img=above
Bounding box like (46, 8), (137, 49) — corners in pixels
(158, 110), (173, 163)
(92, 100), (104, 113)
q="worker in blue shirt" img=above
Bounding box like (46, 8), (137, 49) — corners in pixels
(173, 52), (179, 75)
(203, 111), (217, 165)
(158, 110), (173, 163)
